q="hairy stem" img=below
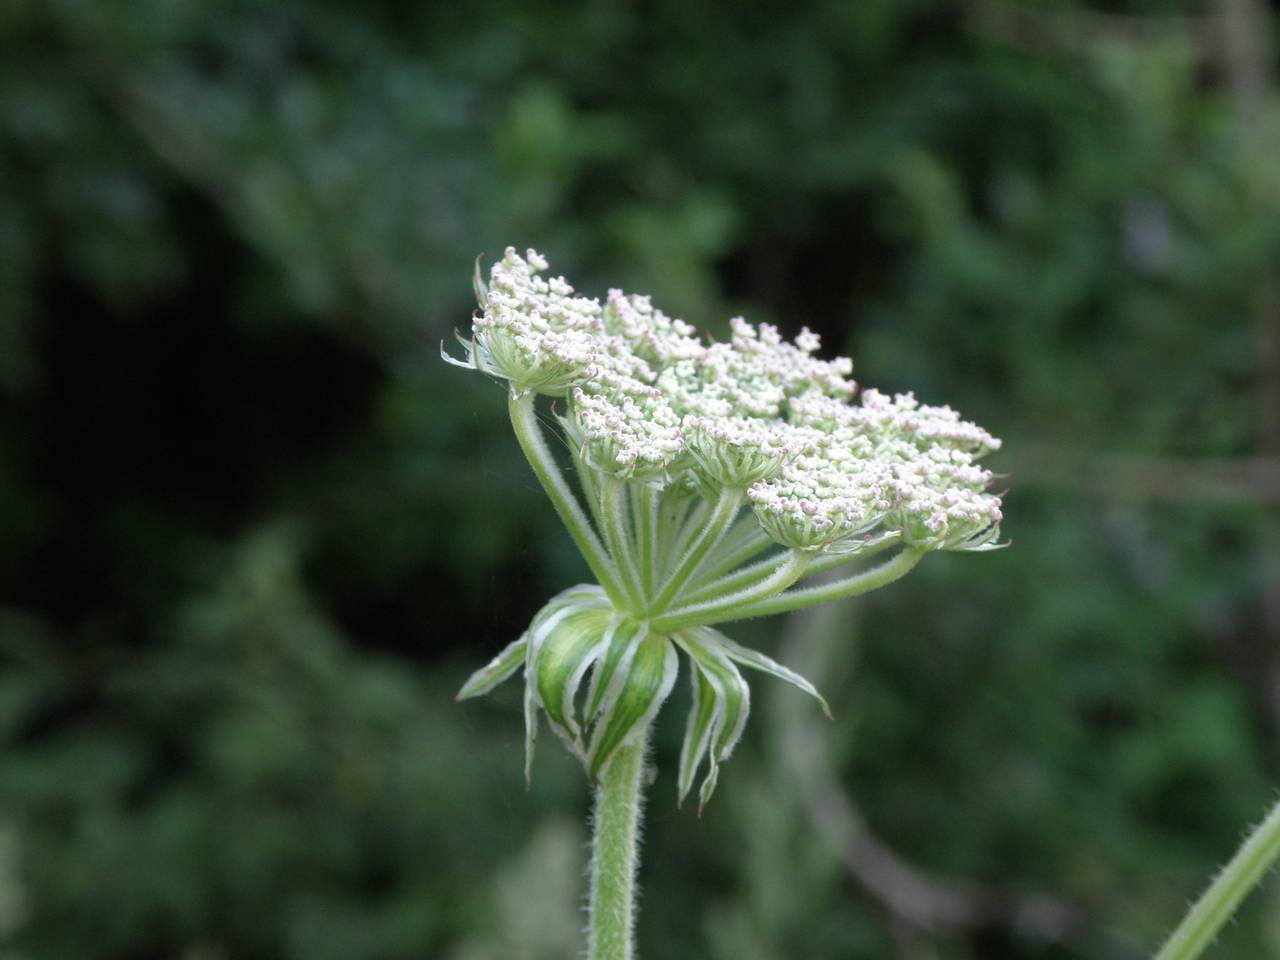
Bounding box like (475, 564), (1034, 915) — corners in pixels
(588, 732), (649, 960)
(686, 529), (896, 604)
(575, 443), (611, 543)
(638, 486), (660, 601)
(677, 550), (788, 607)
(655, 494), (693, 578)
(651, 488), (742, 612)
(601, 475), (644, 611)
(691, 521), (775, 588)
(508, 391), (627, 606)
(1155, 796), (1280, 960)
(677, 536), (903, 611)
(651, 551), (813, 632)
(662, 498), (711, 583)
(803, 536), (901, 577)
(695, 548), (925, 625)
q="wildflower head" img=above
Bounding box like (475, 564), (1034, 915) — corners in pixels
(450, 247), (1006, 806)
(565, 377), (686, 484)
(682, 416), (796, 489)
(444, 248), (605, 397)
(747, 432), (894, 553)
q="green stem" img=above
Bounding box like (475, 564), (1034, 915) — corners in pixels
(669, 498), (711, 562)
(677, 550), (787, 607)
(587, 732), (649, 960)
(650, 488), (742, 613)
(695, 548), (925, 625)
(601, 475), (644, 611)
(638, 486), (660, 602)
(691, 521), (775, 589)
(508, 391), (627, 606)
(803, 535), (900, 577)
(575, 445), (611, 543)
(651, 551), (812, 633)
(677, 536), (902, 611)
(654, 494), (693, 578)
(1155, 796), (1280, 960)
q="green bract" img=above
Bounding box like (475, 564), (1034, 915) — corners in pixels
(449, 247), (1007, 809)
(458, 586), (832, 809)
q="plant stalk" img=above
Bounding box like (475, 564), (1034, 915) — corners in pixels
(1155, 796), (1280, 960)
(601, 475), (645, 611)
(701, 548), (925, 624)
(694, 519), (774, 585)
(651, 487), (742, 611)
(679, 533), (902, 607)
(652, 550), (813, 632)
(638, 485), (660, 602)
(508, 390), (628, 606)
(664, 498), (712, 577)
(677, 550), (788, 607)
(588, 732), (650, 960)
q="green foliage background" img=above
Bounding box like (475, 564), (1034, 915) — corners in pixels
(1, 1), (1278, 957)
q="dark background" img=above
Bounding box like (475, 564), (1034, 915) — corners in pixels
(1, 1), (1279, 957)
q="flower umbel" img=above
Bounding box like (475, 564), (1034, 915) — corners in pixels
(448, 247), (1006, 960)
(449, 246), (1006, 808)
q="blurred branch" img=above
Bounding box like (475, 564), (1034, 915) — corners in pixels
(1007, 446), (1280, 505)
(771, 587), (1139, 958)
(966, 0), (1215, 58)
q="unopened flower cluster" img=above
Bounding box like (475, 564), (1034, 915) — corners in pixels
(451, 247), (1003, 554)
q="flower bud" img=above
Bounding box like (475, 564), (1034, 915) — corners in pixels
(683, 416), (794, 489)
(747, 437), (893, 552)
(443, 247), (605, 397)
(566, 381), (687, 485)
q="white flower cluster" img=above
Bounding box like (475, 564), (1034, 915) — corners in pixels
(748, 431), (894, 552)
(449, 247), (1004, 552)
(682, 415), (798, 488)
(748, 412), (1003, 553)
(447, 247), (605, 396)
(568, 378), (684, 483)
(767, 388), (1005, 551)
(853, 389), (1002, 457)
(603, 289), (704, 366)
(655, 317), (854, 421)
(886, 446), (1004, 550)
